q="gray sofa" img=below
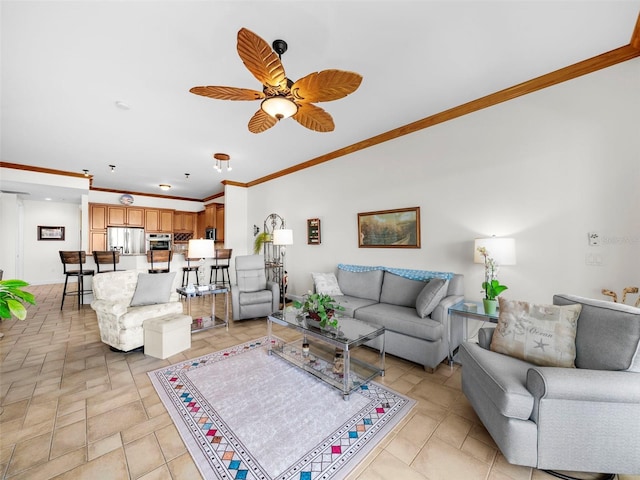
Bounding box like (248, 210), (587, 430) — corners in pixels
(459, 294), (640, 475)
(310, 265), (465, 371)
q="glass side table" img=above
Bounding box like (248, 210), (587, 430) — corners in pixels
(448, 300), (499, 365)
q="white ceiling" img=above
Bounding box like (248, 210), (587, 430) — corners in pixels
(2, 1), (639, 203)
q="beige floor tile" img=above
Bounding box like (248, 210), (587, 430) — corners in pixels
(154, 424), (187, 462)
(87, 400), (148, 442)
(87, 432), (123, 461)
(55, 447), (129, 480)
(6, 447), (86, 480)
(434, 413), (473, 449)
(492, 453), (533, 480)
(461, 434), (498, 464)
(5, 431), (52, 476)
(124, 433), (166, 479)
(138, 464), (174, 480)
(412, 436), (491, 480)
(51, 419), (87, 459)
(167, 451), (204, 480)
(22, 399), (58, 428)
(361, 449), (428, 480)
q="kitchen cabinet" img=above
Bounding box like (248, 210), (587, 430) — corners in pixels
(108, 206), (144, 227)
(90, 231), (107, 253)
(215, 204), (225, 241)
(173, 211), (196, 232)
(145, 209), (174, 233)
(90, 204), (107, 230)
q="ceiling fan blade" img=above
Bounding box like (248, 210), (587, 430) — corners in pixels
(293, 103), (335, 132)
(291, 70), (363, 103)
(237, 28), (287, 91)
(189, 86), (265, 101)
(248, 109), (278, 134)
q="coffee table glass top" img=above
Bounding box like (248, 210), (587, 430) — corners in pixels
(269, 311), (385, 346)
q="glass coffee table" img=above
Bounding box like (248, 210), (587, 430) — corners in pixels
(267, 312), (385, 400)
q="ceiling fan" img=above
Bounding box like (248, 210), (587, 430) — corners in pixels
(190, 28), (363, 134)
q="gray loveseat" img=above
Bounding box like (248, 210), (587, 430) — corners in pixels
(459, 294), (640, 475)
(310, 265), (464, 371)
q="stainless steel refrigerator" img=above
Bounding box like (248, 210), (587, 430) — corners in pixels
(107, 227), (145, 255)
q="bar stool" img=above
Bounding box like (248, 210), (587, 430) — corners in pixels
(147, 250), (172, 274)
(209, 248), (232, 286)
(59, 251), (95, 310)
(181, 257), (200, 287)
(93, 250), (123, 273)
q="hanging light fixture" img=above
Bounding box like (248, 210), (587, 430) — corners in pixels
(260, 96), (298, 120)
(109, 164), (116, 173)
(185, 173), (190, 179)
(213, 153), (232, 173)
(82, 169), (90, 177)
(159, 184), (172, 191)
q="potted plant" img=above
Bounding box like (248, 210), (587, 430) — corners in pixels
(476, 247), (508, 314)
(0, 279), (36, 321)
(293, 292), (345, 329)
(253, 231), (271, 254)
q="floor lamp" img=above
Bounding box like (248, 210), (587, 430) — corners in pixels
(188, 239), (215, 287)
(273, 228), (293, 313)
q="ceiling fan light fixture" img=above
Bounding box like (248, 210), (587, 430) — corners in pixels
(261, 96), (298, 120)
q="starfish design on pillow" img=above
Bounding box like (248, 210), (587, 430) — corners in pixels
(534, 338), (549, 351)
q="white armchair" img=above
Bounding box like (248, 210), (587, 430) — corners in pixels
(91, 270), (183, 351)
(231, 255), (279, 321)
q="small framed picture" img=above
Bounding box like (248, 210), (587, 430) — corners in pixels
(38, 226), (65, 241)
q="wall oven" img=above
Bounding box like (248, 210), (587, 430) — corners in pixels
(146, 233), (172, 251)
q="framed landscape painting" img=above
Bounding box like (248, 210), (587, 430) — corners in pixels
(38, 226), (65, 241)
(358, 207), (420, 248)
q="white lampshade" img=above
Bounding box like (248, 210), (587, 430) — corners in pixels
(474, 237), (516, 265)
(261, 96), (298, 120)
(273, 228), (293, 246)
(188, 239), (215, 259)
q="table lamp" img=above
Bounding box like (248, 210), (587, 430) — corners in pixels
(188, 239), (215, 287)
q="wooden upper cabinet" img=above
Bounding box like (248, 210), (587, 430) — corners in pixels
(108, 206), (144, 227)
(204, 204), (216, 229)
(90, 204), (107, 230)
(215, 204), (225, 241)
(174, 211), (196, 232)
(160, 210), (173, 233)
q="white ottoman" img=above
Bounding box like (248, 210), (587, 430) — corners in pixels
(144, 314), (192, 359)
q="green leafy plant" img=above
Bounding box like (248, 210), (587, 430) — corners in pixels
(293, 292), (345, 329)
(253, 232), (271, 254)
(0, 279), (36, 320)
(477, 246), (508, 300)
(481, 279), (508, 300)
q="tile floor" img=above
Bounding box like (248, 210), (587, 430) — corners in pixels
(0, 283), (636, 480)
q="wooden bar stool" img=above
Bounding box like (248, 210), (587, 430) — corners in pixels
(93, 250), (122, 273)
(210, 248), (232, 286)
(147, 250), (172, 274)
(181, 257), (200, 286)
(59, 251), (95, 310)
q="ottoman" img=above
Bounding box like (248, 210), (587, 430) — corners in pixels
(144, 314), (192, 359)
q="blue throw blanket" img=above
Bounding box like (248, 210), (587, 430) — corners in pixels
(337, 264), (454, 282)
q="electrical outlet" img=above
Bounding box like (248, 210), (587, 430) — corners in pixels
(588, 232), (600, 246)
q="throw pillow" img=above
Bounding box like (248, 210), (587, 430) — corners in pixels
(311, 272), (343, 296)
(490, 297), (582, 368)
(130, 272), (177, 306)
(415, 278), (448, 318)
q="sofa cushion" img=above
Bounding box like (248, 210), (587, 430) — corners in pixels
(311, 272), (343, 296)
(416, 278), (448, 318)
(379, 272), (425, 307)
(337, 268), (383, 301)
(459, 342), (534, 420)
(332, 295), (378, 317)
(239, 289), (273, 306)
(355, 303), (443, 342)
(130, 272), (177, 307)
(553, 294), (640, 372)
(490, 298), (581, 368)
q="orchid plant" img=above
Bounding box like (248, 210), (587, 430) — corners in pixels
(476, 247), (508, 300)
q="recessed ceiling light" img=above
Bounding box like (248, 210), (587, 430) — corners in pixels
(114, 101), (131, 110)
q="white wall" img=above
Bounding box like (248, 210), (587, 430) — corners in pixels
(245, 59), (640, 304)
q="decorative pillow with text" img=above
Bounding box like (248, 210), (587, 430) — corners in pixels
(490, 297), (582, 368)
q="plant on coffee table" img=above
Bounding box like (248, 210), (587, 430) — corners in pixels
(293, 292), (345, 329)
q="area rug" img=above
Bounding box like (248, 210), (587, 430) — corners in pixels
(148, 336), (415, 480)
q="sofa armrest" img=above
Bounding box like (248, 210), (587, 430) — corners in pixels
(478, 326), (495, 350)
(527, 367), (640, 404)
(431, 294), (465, 323)
(267, 281), (280, 312)
(90, 299), (128, 317)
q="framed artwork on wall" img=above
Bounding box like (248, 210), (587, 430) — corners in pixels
(38, 226), (65, 241)
(357, 207), (420, 248)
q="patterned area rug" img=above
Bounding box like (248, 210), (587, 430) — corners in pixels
(148, 337), (415, 480)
